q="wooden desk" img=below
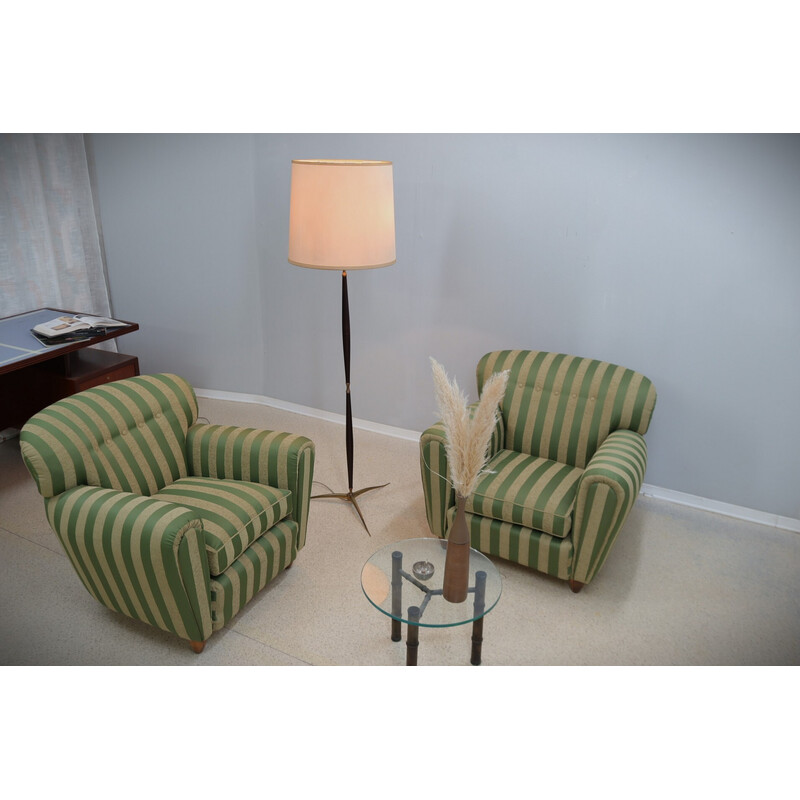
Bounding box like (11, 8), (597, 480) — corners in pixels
(0, 308), (140, 430)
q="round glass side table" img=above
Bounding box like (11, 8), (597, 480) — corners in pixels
(361, 537), (502, 665)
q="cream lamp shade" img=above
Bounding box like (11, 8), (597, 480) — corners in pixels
(288, 159), (396, 270)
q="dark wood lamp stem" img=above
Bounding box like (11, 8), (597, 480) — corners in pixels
(311, 270), (388, 535)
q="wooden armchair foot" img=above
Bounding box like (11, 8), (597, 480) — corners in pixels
(190, 640), (206, 653)
(568, 578), (585, 593)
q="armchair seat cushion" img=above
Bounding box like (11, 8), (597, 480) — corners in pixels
(467, 449), (583, 538)
(156, 477), (292, 575)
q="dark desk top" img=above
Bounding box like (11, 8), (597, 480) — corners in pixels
(0, 308), (139, 376)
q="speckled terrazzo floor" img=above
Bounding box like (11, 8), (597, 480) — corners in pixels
(2, 395), (798, 668)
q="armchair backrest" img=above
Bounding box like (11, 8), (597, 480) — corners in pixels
(477, 350), (656, 468)
(20, 373), (198, 498)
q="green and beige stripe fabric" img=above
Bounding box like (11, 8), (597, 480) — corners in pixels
(44, 485), (213, 642)
(156, 477), (292, 575)
(446, 506), (574, 580)
(420, 421), (454, 540)
(210, 520), (297, 631)
(20, 373), (316, 647)
(571, 428), (649, 585)
(186, 423), (315, 549)
(477, 350), (656, 468)
(421, 350), (656, 587)
(468, 450), (583, 537)
(20, 373), (198, 498)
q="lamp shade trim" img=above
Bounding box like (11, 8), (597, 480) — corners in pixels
(288, 259), (396, 270)
(291, 159), (393, 166)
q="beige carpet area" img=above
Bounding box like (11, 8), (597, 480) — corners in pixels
(1, 394), (798, 668)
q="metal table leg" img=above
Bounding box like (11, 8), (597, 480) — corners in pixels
(471, 570), (487, 666)
(406, 606), (420, 666)
(391, 551), (402, 642)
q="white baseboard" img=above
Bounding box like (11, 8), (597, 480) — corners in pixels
(196, 387), (800, 534)
(640, 484), (800, 533)
(195, 388), (421, 442)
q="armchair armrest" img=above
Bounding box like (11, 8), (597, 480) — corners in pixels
(186, 424), (315, 549)
(419, 403), (504, 539)
(420, 420), (452, 540)
(45, 486), (212, 643)
(571, 429), (648, 585)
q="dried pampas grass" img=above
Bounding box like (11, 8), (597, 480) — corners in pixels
(430, 357), (509, 498)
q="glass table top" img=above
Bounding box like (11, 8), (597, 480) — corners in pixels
(361, 537), (502, 628)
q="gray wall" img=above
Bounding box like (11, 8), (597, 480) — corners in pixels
(89, 133), (800, 520)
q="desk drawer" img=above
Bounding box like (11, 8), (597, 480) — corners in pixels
(2, 349), (141, 429)
(58, 349), (140, 393)
(72, 359), (139, 391)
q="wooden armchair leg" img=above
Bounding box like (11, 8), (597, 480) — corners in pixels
(568, 578), (585, 593)
(190, 640), (206, 653)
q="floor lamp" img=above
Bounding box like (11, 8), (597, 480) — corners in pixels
(288, 159), (396, 535)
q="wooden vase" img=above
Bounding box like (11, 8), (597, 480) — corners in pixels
(443, 494), (470, 603)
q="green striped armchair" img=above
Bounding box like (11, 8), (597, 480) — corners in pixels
(20, 373), (315, 652)
(420, 350), (656, 592)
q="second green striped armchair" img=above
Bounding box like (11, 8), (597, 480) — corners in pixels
(20, 373), (315, 653)
(420, 350), (656, 592)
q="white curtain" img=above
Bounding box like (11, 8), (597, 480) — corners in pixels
(0, 133), (113, 319)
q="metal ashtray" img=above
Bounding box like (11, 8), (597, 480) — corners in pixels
(412, 560), (435, 581)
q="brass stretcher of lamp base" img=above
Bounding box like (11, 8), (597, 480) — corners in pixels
(311, 483), (389, 536)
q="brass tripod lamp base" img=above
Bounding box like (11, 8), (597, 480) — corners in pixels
(312, 483), (389, 536)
